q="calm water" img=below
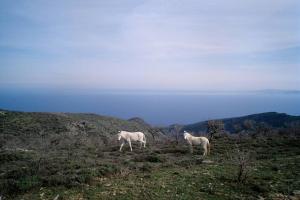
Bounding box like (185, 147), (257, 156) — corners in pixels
(0, 90), (300, 125)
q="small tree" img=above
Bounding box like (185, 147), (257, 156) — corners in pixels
(0, 111), (6, 148)
(242, 120), (271, 138)
(0, 111), (6, 134)
(172, 124), (181, 144)
(242, 119), (256, 130)
(242, 120), (257, 138)
(285, 121), (300, 136)
(207, 120), (224, 141)
(233, 124), (244, 142)
(256, 122), (271, 137)
(149, 127), (164, 143)
(231, 144), (255, 183)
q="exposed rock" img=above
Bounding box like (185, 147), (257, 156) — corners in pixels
(202, 160), (214, 164)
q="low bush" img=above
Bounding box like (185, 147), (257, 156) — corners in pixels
(139, 163), (152, 172)
(97, 164), (120, 176)
(156, 147), (188, 154)
(133, 154), (165, 163)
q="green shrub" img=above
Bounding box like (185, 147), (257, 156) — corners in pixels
(139, 163), (152, 172)
(133, 154), (164, 163)
(0, 175), (41, 195)
(249, 182), (269, 194)
(16, 175), (40, 191)
(0, 151), (24, 163)
(158, 147), (188, 154)
(97, 164), (120, 176)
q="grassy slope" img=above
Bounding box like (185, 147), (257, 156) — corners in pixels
(2, 136), (299, 200)
(1, 110), (300, 199)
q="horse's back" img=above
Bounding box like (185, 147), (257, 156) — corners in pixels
(191, 136), (209, 145)
(122, 131), (145, 141)
(135, 132), (145, 141)
(200, 137), (209, 143)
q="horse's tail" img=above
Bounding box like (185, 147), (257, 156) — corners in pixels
(143, 134), (146, 143)
(207, 142), (210, 155)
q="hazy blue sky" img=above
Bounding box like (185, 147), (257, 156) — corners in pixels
(1, 0), (299, 91)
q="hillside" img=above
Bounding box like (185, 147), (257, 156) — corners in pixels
(2, 110), (300, 149)
(0, 109), (164, 150)
(165, 112), (300, 135)
(0, 109), (300, 199)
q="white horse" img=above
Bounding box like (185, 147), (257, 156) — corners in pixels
(183, 131), (210, 156)
(117, 131), (146, 152)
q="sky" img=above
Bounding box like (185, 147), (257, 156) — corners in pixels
(0, 0), (300, 92)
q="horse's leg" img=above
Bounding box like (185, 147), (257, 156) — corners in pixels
(189, 144), (193, 153)
(119, 141), (125, 152)
(143, 135), (146, 148)
(203, 145), (207, 156)
(207, 143), (210, 155)
(187, 140), (193, 153)
(128, 140), (132, 151)
(140, 141), (143, 149)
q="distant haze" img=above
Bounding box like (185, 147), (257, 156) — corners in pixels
(0, 0), (300, 91)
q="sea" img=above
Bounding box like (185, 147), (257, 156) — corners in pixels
(0, 89), (300, 125)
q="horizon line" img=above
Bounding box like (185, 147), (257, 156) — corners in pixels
(0, 87), (300, 95)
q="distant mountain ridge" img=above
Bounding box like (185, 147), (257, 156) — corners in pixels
(1, 109), (300, 150)
(128, 117), (151, 127)
(166, 112), (300, 134)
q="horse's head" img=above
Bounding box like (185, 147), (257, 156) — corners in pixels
(117, 131), (122, 140)
(183, 131), (189, 139)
